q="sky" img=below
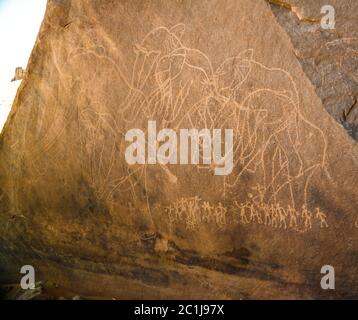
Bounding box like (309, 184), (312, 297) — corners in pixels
(0, 0), (47, 130)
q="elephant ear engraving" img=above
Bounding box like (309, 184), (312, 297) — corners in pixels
(237, 48), (254, 61)
(170, 23), (185, 40)
(215, 49), (254, 95)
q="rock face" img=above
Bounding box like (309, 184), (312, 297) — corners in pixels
(269, 0), (358, 140)
(0, 0), (357, 299)
(11, 67), (26, 82)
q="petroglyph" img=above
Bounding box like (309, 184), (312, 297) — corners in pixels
(163, 197), (328, 233)
(25, 24), (329, 227)
(3, 0), (358, 300)
(104, 24), (328, 202)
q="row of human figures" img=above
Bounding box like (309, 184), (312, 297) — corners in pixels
(234, 202), (329, 232)
(163, 197), (329, 232)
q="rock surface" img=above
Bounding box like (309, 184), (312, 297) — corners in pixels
(269, 0), (358, 140)
(0, 0), (357, 299)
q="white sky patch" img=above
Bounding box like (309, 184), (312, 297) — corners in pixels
(0, 0), (47, 131)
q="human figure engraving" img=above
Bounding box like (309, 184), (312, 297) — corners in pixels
(215, 202), (227, 227)
(288, 205), (298, 229)
(302, 205), (312, 230)
(315, 208), (329, 228)
(263, 204), (271, 226)
(271, 204), (278, 228)
(202, 201), (214, 223)
(249, 203), (263, 224)
(236, 202), (250, 224)
(277, 203), (287, 230)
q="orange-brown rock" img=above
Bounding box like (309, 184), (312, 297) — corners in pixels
(0, 0), (357, 299)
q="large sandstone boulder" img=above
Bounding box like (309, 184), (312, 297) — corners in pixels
(0, 0), (357, 299)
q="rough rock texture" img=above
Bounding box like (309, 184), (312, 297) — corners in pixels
(0, 0), (357, 299)
(268, 0), (358, 139)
